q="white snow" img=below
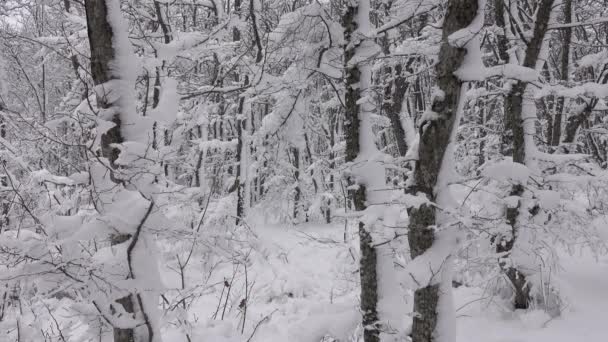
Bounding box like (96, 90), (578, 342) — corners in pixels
(482, 159), (531, 184)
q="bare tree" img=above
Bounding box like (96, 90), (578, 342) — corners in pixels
(501, 0), (555, 310)
(406, 0), (479, 341)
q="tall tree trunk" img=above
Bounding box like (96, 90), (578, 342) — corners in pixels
(494, 0), (513, 156)
(501, 0), (555, 310)
(232, 0), (245, 225)
(152, 2), (172, 176)
(551, 0), (572, 147)
(407, 0), (479, 341)
(234, 80), (246, 225)
(342, 0), (379, 340)
(231, 0), (263, 224)
(84, 1), (139, 340)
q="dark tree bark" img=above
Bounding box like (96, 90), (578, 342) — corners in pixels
(562, 66), (608, 145)
(85, 0), (123, 169)
(153, 1), (171, 44)
(328, 108), (337, 192)
(230, 0), (246, 225)
(342, 2), (378, 341)
(563, 103), (594, 143)
(383, 62), (411, 157)
(249, 0), (263, 63)
(494, 0), (510, 64)
(501, 0), (555, 310)
(495, 0), (512, 156)
(478, 101), (487, 167)
(406, 0), (478, 341)
(550, 0), (572, 146)
(84, 1), (137, 340)
(150, 2), (172, 175)
(304, 132), (318, 194)
(290, 147), (302, 220)
(233, 76), (247, 225)
(230, 0), (264, 225)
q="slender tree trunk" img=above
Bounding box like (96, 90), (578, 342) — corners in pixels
(383, 62), (411, 157)
(291, 147), (301, 221)
(501, 0), (555, 310)
(494, 0), (510, 63)
(232, 0), (245, 225)
(154, 0), (171, 44)
(328, 108), (336, 192)
(407, 0), (478, 341)
(551, 0), (572, 147)
(84, 1), (141, 340)
(232, 0), (263, 224)
(234, 81), (246, 225)
(563, 103), (594, 143)
(478, 98), (486, 167)
(495, 0), (513, 155)
(378, 0), (411, 158)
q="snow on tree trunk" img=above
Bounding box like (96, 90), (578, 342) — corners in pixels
(501, 0), (555, 310)
(342, 0), (385, 340)
(232, 0), (246, 225)
(84, 0), (163, 341)
(85, 0), (123, 169)
(550, 0), (572, 147)
(383, 61), (411, 157)
(406, 0), (480, 341)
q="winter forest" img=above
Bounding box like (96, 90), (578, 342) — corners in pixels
(1, 0), (608, 340)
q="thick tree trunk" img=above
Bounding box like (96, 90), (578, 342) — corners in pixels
(85, 0), (123, 169)
(407, 0), (478, 341)
(501, 0), (555, 310)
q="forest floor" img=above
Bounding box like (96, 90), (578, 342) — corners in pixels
(457, 252), (608, 342)
(178, 221), (608, 342)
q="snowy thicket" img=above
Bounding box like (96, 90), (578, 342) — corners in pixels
(0, 0), (608, 341)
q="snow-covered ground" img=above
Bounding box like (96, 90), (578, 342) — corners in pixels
(174, 221), (608, 341)
(457, 253), (608, 342)
(170, 222), (360, 341)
